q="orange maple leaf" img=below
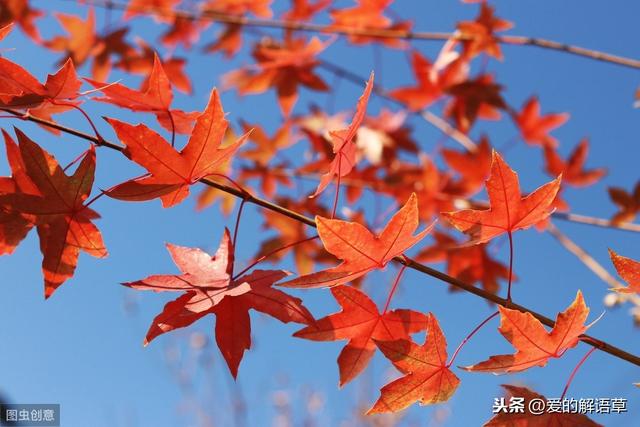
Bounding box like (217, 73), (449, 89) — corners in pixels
(0, 0), (42, 41)
(0, 129), (38, 255)
(124, 0), (180, 21)
(329, 0), (412, 48)
(609, 249), (640, 294)
(416, 231), (511, 294)
(368, 313), (460, 413)
(441, 135), (493, 197)
(0, 57), (84, 132)
(445, 74), (505, 133)
(543, 139), (606, 187)
(124, 228), (313, 378)
(281, 193), (432, 288)
(106, 89), (248, 208)
(204, 0), (273, 18)
(114, 39), (192, 94)
(0, 128), (107, 297)
(607, 181), (640, 224)
(456, 3), (513, 60)
(294, 285), (428, 386)
(312, 72), (374, 197)
(45, 9), (102, 68)
(464, 291), (590, 373)
(513, 96), (569, 148)
(443, 151), (561, 245)
(87, 53), (197, 134)
(389, 47), (467, 111)
(282, 0), (331, 21)
(222, 36), (330, 116)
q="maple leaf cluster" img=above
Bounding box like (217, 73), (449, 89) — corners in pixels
(0, 0), (636, 424)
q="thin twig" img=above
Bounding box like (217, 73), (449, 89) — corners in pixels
(71, 0), (640, 70)
(553, 212), (640, 233)
(547, 222), (623, 289)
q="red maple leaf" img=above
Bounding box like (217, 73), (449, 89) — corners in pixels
(0, 0), (42, 41)
(294, 285), (428, 386)
(86, 53), (198, 134)
(311, 72), (374, 197)
(45, 9), (102, 69)
(92, 27), (135, 82)
(124, 0), (180, 21)
(281, 193), (432, 288)
(239, 123), (296, 198)
(382, 156), (453, 223)
(607, 181), (640, 224)
(0, 128), (107, 297)
(513, 97), (569, 148)
(443, 151), (561, 245)
(456, 3), (513, 60)
(114, 39), (192, 94)
(106, 89), (248, 208)
(222, 36), (330, 116)
(445, 74), (506, 133)
(609, 249), (640, 294)
(390, 44), (468, 111)
(0, 57), (83, 131)
(329, 0), (412, 48)
(201, 0), (273, 58)
(124, 228), (313, 377)
(204, 0), (273, 18)
(0, 129), (38, 255)
(160, 15), (208, 51)
(464, 291), (590, 373)
(416, 231), (511, 294)
(203, 23), (244, 58)
(544, 139), (606, 187)
(441, 135), (493, 197)
(368, 313), (460, 413)
(282, 0), (331, 21)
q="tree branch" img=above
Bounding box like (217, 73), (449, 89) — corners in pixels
(75, 0), (640, 70)
(1, 107), (639, 368)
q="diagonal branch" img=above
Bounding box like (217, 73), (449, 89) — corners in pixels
(1, 107), (639, 368)
(547, 221), (623, 289)
(547, 222), (640, 306)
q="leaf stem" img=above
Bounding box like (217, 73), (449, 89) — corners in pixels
(507, 231), (514, 302)
(51, 100), (106, 144)
(232, 235), (319, 280)
(167, 109), (176, 148)
(331, 154), (342, 219)
(85, 190), (107, 208)
(560, 346), (598, 400)
(382, 263), (408, 315)
(230, 198), (247, 277)
(62, 150), (89, 172)
(447, 310), (499, 368)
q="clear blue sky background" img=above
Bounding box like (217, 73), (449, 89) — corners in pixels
(0, 1), (639, 426)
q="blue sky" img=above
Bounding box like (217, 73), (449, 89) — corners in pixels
(0, 1), (639, 426)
